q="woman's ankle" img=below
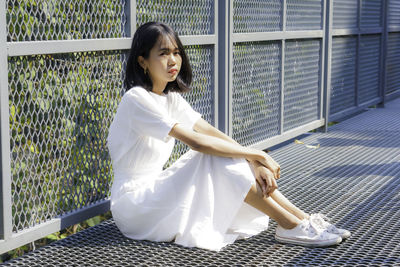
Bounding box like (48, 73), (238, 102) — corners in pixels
(277, 217), (302, 229)
(298, 212), (309, 220)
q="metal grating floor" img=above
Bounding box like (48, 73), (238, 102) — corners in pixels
(3, 98), (400, 266)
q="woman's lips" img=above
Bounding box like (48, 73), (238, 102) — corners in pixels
(168, 69), (178, 74)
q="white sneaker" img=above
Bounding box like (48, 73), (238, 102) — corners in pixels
(275, 219), (342, 247)
(309, 213), (351, 239)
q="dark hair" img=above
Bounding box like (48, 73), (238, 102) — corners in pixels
(124, 22), (192, 93)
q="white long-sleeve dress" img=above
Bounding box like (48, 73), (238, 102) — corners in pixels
(107, 86), (269, 251)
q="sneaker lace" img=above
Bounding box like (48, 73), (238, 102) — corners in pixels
(312, 213), (344, 236)
(302, 219), (324, 237)
(311, 213), (332, 229)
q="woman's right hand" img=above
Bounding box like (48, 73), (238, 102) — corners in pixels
(249, 150), (281, 179)
(252, 163), (278, 197)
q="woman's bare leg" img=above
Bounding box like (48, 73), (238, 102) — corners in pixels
(269, 190), (309, 220)
(244, 183), (301, 229)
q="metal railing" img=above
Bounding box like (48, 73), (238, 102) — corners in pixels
(327, 0), (400, 121)
(0, 0), (399, 254)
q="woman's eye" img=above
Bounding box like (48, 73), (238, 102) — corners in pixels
(159, 51), (179, 56)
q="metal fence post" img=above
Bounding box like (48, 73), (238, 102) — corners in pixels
(213, 0), (219, 129)
(127, 0), (136, 38)
(356, 0), (362, 108)
(322, 0), (333, 131)
(280, 0), (287, 135)
(217, 0), (230, 134)
(319, 0), (327, 124)
(0, 0), (12, 240)
(378, 0), (389, 107)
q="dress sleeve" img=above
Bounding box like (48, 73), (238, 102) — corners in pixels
(123, 88), (177, 142)
(172, 92), (202, 129)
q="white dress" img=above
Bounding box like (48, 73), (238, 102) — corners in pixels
(107, 86), (269, 252)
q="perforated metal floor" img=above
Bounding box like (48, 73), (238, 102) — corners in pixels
(3, 98), (400, 266)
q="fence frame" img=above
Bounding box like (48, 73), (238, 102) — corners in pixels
(0, 0), (221, 254)
(0, 0), (133, 253)
(0, 0), (12, 243)
(229, 0), (327, 149)
(384, 0), (400, 102)
(328, 0), (388, 122)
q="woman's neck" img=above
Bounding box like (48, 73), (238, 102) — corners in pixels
(152, 80), (167, 95)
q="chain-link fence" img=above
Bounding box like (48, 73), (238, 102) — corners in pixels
(231, 0), (324, 149)
(328, 0), (397, 121)
(0, 0), (399, 254)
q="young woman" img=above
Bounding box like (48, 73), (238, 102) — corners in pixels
(107, 22), (350, 252)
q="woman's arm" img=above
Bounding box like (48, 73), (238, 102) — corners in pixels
(169, 119), (280, 182)
(169, 123), (264, 162)
(192, 118), (280, 176)
(193, 118), (240, 146)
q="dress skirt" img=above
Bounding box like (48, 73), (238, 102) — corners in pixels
(110, 150), (269, 252)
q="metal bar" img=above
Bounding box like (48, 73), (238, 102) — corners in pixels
(384, 90), (400, 102)
(232, 30), (323, 43)
(323, 0), (333, 129)
(356, 0), (361, 108)
(181, 35), (218, 45)
(130, 0), (136, 37)
(7, 35), (218, 57)
(0, 199), (110, 254)
(359, 0), (362, 30)
(359, 27), (384, 34)
(332, 29), (360, 36)
(388, 25), (400, 32)
(213, 0), (218, 128)
(0, 0), (12, 241)
(124, 0), (133, 38)
(379, 0), (389, 107)
(280, 0), (287, 135)
(227, 0), (233, 136)
(59, 199), (110, 230)
(355, 34), (360, 108)
(249, 119), (325, 150)
(217, 0), (229, 134)
(8, 38), (133, 56)
(329, 97), (382, 121)
(319, 0), (327, 122)
(331, 26), (388, 35)
(282, 0), (287, 32)
(280, 40), (285, 135)
(358, 96), (383, 107)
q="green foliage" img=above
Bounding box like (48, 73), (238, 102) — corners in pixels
(5, 0), (127, 261)
(5, 0), (213, 263)
(8, 50), (123, 233)
(7, 0), (126, 41)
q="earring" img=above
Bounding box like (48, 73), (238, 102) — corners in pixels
(144, 67), (148, 75)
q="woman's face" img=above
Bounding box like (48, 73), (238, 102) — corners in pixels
(139, 35), (182, 89)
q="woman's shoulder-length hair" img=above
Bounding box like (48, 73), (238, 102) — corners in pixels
(124, 22), (192, 94)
